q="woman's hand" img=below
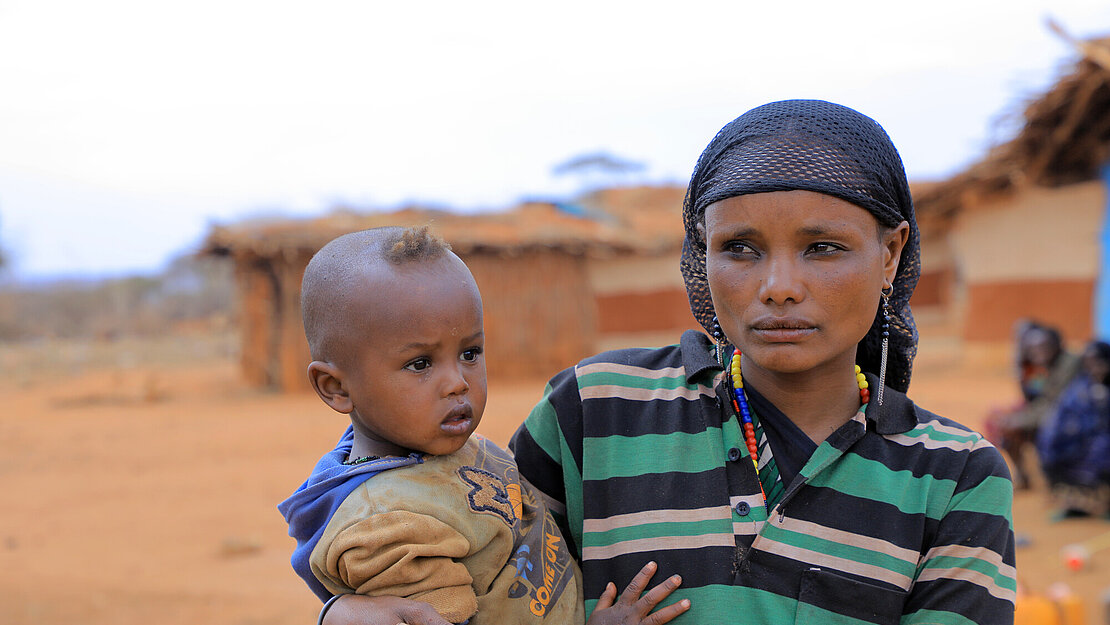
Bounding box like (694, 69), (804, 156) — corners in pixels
(585, 561), (691, 625)
(321, 594), (451, 625)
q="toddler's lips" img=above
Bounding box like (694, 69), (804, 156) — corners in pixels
(441, 404), (473, 435)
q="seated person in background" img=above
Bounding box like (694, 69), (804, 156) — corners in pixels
(1037, 340), (1110, 518)
(985, 321), (1079, 489)
(278, 226), (689, 625)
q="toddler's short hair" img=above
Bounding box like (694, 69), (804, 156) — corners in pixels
(384, 225), (451, 264)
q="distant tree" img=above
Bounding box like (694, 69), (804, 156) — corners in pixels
(552, 152), (647, 176)
(552, 151), (648, 192)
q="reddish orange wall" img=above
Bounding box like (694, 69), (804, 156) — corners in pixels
(911, 267), (954, 309)
(963, 279), (1093, 342)
(596, 287), (699, 334)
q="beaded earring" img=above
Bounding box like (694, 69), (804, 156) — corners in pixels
(711, 315), (725, 367)
(878, 285), (893, 406)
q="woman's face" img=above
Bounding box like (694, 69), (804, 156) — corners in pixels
(702, 190), (908, 377)
(1022, 330), (1059, 368)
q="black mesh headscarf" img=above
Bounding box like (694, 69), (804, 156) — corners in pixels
(680, 99), (920, 392)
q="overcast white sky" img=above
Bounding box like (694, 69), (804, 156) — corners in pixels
(1, 0), (1108, 280)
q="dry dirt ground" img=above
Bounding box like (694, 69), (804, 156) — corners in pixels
(1, 333), (1109, 624)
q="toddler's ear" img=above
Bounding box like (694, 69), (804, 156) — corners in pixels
(308, 361), (354, 414)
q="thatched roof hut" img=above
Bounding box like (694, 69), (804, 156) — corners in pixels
(914, 34), (1110, 343)
(916, 35), (1110, 222)
(203, 186), (694, 391)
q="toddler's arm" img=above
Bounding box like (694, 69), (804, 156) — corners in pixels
(318, 510), (477, 622)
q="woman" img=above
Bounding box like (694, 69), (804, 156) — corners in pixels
(318, 100), (1016, 625)
(985, 321), (1078, 489)
(1037, 340), (1110, 518)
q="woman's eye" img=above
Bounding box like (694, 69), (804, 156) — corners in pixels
(725, 242), (755, 255)
(461, 348), (483, 362)
(405, 358), (431, 372)
(808, 242), (841, 254)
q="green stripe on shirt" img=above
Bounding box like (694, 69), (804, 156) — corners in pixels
(582, 430), (725, 480)
(805, 453), (956, 519)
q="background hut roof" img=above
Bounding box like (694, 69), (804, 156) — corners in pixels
(915, 34), (1110, 220)
(202, 185), (687, 259)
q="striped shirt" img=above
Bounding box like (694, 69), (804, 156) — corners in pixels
(510, 331), (1016, 625)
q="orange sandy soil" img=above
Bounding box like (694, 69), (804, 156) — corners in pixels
(1, 333), (1109, 625)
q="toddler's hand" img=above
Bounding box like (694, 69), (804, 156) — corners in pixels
(585, 561), (690, 625)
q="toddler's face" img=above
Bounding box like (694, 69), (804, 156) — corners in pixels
(339, 257), (487, 456)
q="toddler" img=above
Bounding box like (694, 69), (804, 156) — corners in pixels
(279, 226), (689, 625)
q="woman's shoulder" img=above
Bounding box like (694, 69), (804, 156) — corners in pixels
(867, 385), (1011, 481)
(908, 402), (983, 437)
(577, 340), (683, 366)
(867, 380), (982, 438)
(869, 383), (1003, 457)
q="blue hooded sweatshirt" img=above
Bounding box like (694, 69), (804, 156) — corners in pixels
(277, 426), (424, 601)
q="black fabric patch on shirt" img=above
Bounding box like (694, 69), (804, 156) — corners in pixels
(743, 382), (818, 489)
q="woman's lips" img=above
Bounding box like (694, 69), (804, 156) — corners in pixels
(751, 318), (817, 342)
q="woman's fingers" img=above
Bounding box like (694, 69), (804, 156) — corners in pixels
(593, 581), (618, 611)
(616, 561), (658, 604)
(636, 574), (682, 610)
(638, 588), (690, 625)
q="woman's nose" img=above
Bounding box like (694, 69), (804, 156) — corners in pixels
(759, 256), (805, 305)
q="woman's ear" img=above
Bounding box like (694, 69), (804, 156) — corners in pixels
(308, 361), (354, 414)
(882, 221), (911, 286)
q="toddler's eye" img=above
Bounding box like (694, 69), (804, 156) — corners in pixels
(461, 347), (483, 362)
(405, 358), (431, 372)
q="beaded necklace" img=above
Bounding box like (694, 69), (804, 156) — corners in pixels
(726, 351), (870, 508)
(343, 455), (382, 466)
